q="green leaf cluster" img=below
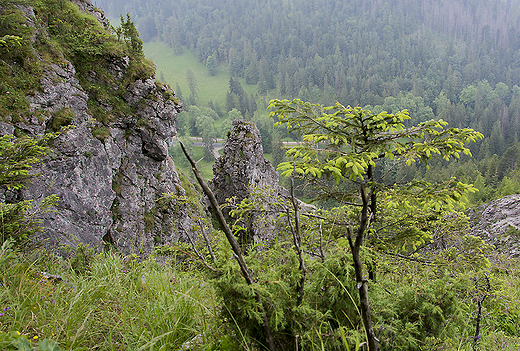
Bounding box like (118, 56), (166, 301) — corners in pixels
(269, 99), (483, 183)
(0, 134), (58, 245)
(0, 331), (61, 351)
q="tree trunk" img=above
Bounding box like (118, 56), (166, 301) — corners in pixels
(347, 183), (379, 351)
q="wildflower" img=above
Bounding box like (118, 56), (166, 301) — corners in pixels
(16, 331), (20, 335)
(33, 335), (38, 340)
(4, 307), (9, 311)
(0, 313), (3, 316)
(51, 300), (55, 303)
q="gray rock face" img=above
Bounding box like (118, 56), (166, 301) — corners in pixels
(467, 194), (520, 257)
(211, 119), (288, 243)
(6, 0), (197, 254)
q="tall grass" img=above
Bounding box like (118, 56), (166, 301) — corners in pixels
(2, 235), (520, 350)
(0, 244), (215, 350)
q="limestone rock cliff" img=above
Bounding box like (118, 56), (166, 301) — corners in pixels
(0, 0), (197, 254)
(467, 194), (520, 257)
(211, 119), (288, 243)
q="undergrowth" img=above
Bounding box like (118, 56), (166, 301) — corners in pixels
(1, 230), (520, 351)
(0, 241), (218, 350)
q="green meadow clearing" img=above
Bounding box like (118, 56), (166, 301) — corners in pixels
(143, 42), (262, 109)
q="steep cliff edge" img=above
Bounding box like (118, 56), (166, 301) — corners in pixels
(0, 0), (197, 253)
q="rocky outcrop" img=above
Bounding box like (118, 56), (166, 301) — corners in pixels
(2, 0), (198, 254)
(467, 194), (520, 257)
(211, 119), (289, 244)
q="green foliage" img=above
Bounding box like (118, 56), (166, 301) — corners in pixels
(186, 68), (199, 105)
(49, 108), (74, 132)
(0, 134), (59, 245)
(0, 1), (41, 121)
(68, 243), (95, 275)
(0, 196), (58, 246)
(206, 55), (218, 76)
(0, 135), (52, 190)
(269, 99), (482, 183)
(177, 105), (218, 137)
(39, 0), (124, 60)
(375, 273), (468, 351)
(116, 13), (143, 55)
(226, 77), (257, 119)
(265, 98), (484, 350)
(208, 189), (520, 350)
(0, 330), (62, 351)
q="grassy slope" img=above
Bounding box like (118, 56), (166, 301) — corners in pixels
(144, 41), (261, 109)
(0, 247), (218, 350)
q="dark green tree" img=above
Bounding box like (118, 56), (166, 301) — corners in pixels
(118, 13), (143, 55)
(186, 69), (198, 105)
(175, 83), (183, 103)
(206, 55), (218, 76)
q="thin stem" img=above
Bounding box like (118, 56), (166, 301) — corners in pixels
(199, 219), (217, 264)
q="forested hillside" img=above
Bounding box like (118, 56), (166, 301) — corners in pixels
(95, 0), (520, 203)
(97, 0), (520, 104)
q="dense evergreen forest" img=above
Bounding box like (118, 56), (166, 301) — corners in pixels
(96, 0), (520, 204)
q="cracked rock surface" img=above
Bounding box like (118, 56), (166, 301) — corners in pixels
(467, 194), (520, 257)
(211, 119), (288, 244)
(2, 0), (197, 254)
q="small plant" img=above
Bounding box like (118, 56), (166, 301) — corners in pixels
(50, 108), (74, 132)
(0, 331), (62, 351)
(69, 243), (96, 275)
(91, 125), (110, 140)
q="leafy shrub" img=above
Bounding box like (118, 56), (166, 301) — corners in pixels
(0, 134), (58, 245)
